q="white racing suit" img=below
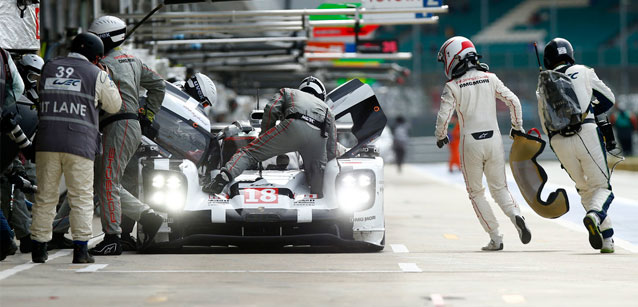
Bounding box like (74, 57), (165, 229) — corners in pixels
(95, 47), (165, 235)
(221, 88), (337, 196)
(537, 64), (615, 240)
(435, 69), (523, 239)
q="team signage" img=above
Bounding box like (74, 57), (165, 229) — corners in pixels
(362, 0), (442, 21)
(356, 39), (399, 53)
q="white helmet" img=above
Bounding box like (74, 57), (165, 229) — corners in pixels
(184, 73), (217, 111)
(88, 16), (127, 52)
(17, 54), (44, 87)
(437, 36), (479, 80)
(298, 76), (326, 101)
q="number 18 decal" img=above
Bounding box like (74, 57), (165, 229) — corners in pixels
(244, 188), (279, 204)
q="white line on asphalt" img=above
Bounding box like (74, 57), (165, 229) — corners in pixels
(398, 262), (422, 273)
(0, 250), (71, 281)
(551, 218), (638, 253)
(413, 164), (638, 253)
(430, 294), (445, 307)
(502, 294), (526, 304)
(56, 269), (414, 274)
(76, 264), (109, 273)
(390, 244), (409, 253)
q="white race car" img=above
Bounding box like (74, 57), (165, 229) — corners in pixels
(137, 79), (386, 252)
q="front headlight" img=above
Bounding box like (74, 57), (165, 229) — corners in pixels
(144, 170), (187, 212)
(336, 170), (375, 212)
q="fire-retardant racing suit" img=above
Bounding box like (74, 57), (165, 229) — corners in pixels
(435, 69), (527, 249)
(215, 88), (337, 196)
(93, 47), (165, 252)
(537, 63), (616, 252)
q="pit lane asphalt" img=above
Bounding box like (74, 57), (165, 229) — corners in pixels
(1, 163), (637, 306)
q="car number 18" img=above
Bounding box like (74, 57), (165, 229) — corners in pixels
(243, 188), (279, 204)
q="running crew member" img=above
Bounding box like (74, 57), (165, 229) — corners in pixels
(434, 36), (531, 251)
(538, 38), (617, 253)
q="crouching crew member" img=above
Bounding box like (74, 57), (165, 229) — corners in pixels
(204, 76), (337, 197)
(30, 33), (122, 263)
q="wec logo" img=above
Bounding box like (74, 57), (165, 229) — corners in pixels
(44, 78), (82, 92)
(53, 79), (81, 86)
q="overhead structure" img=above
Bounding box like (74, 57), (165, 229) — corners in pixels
(117, 0), (448, 93)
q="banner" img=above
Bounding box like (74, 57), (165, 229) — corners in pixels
(362, 0), (442, 21)
(0, 0), (40, 50)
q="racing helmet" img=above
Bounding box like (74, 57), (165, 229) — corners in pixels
(70, 32), (105, 64)
(184, 72), (217, 110)
(543, 38), (575, 70)
(437, 36), (480, 80)
(299, 76), (326, 101)
(17, 54), (44, 89)
(88, 16), (127, 53)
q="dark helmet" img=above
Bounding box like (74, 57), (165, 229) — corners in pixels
(543, 38), (575, 70)
(298, 76), (326, 101)
(70, 32), (104, 64)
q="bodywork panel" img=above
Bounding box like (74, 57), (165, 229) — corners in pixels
(509, 130), (570, 219)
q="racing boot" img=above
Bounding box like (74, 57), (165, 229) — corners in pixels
(19, 235), (33, 253)
(601, 238), (614, 254)
(72, 241), (95, 264)
(31, 240), (48, 263)
(120, 234), (138, 252)
(513, 216), (531, 244)
(89, 234), (122, 256)
(583, 212), (603, 249)
(481, 235), (503, 251)
(47, 232), (74, 250)
(202, 171), (230, 194)
(139, 210), (163, 249)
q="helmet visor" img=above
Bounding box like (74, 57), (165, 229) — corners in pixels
(27, 72), (40, 83)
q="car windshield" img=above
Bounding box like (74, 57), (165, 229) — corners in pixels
(152, 90), (210, 166)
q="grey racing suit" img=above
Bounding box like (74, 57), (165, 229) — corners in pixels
(95, 47), (165, 235)
(537, 64), (615, 239)
(222, 88), (337, 195)
(435, 69), (523, 239)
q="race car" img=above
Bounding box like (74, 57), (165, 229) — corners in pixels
(136, 79), (387, 251)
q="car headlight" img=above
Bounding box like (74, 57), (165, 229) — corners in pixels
(336, 170), (375, 212)
(144, 170), (187, 212)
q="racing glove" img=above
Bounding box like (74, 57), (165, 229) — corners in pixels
(140, 109), (160, 140)
(8, 172), (37, 194)
(436, 136), (449, 149)
(509, 128), (524, 140)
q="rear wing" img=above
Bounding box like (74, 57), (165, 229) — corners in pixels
(326, 79), (387, 158)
